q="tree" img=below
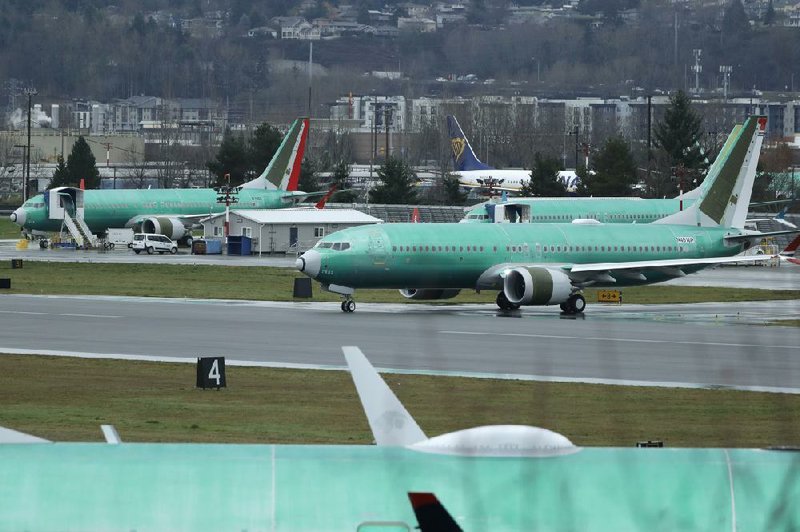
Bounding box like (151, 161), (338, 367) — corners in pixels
(520, 153), (565, 196)
(207, 129), (249, 186)
(722, 0), (750, 36)
(49, 156), (71, 189)
(298, 159), (320, 193)
(49, 137), (100, 189)
(330, 161), (359, 203)
(248, 123), (282, 173)
(369, 157), (418, 204)
(654, 91), (706, 190)
(582, 137), (638, 196)
(441, 173), (468, 205)
(763, 0), (776, 26)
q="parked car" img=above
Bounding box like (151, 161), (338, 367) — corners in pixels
(131, 233), (178, 255)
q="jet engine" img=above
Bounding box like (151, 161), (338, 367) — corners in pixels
(139, 217), (188, 241)
(399, 288), (462, 300)
(503, 267), (572, 306)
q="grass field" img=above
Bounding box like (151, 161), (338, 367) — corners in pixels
(0, 217), (21, 239)
(1, 355), (798, 447)
(1, 261), (799, 304)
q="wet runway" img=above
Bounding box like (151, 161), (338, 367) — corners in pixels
(1, 294), (798, 393)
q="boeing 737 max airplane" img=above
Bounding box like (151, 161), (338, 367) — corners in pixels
(297, 116), (794, 313)
(10, 118), (310, 245)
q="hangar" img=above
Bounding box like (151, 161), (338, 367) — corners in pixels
(201, 208), (382, 254)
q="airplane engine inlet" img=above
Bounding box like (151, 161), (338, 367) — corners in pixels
(503, 267), (572, 306)
(399, 289), (462, 300)
(140, 217), (188, 241)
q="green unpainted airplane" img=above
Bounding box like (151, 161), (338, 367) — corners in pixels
(459, 124), (744, 225)
(9, 117), (310, 245)
(0, 346), (798, 530)
(297, 116), (790, 313)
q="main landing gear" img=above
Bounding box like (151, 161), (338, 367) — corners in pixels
(496, 291), (520, 311)
(340, 297), (356, 313)
(560, 293), (586, 315)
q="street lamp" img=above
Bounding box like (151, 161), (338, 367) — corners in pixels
(23, 87), (38, 202)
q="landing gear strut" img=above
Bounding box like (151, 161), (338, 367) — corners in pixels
(340, 297), (356, 313)
(496, 291), (520, 311)
(560, 293), (586, 315)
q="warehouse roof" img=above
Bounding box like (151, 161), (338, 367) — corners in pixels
(202, 208), (383, 225)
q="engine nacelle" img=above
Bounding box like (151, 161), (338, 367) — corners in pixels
(503, 267), (572, 306)
(139, 217), (188, 241)
(399, 288), (462, 300)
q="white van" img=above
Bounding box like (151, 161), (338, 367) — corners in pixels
(131, 233), (178, 255)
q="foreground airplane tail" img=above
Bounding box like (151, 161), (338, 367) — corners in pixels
(408, 493), (464, 532)
(655, 116), (766, 229)
(447, 115), (493, 172)
(342, 346), (427, 446)
(241, 117), (309, 191)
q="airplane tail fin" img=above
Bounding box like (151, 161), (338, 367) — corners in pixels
(342, 346), (427, 447)
(655, 116), (766, 229)
(782, 234), (800, 256)
(447, 115), (492, 172)
(408, 493), (463, 532)
(241, 118), (309, 191)
(679, 124), (742, 200)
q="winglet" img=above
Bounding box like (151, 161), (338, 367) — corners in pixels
(241, 118), (309, 191)
(783, 234), (800, 256)
(655, 116), (765, 229)
(314, 184), (338, 209)
(101, 424), (122, 444)
(408, 493), (463, 532)
(447, 115), (493, 172)
(342, 346), (427, 446)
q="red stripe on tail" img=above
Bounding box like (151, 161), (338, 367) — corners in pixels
(286, 118), (309, 192)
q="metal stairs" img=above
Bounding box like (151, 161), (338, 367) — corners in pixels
(62, 210), (96, 248)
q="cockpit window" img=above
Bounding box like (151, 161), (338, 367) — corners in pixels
(317, 242), (333, 249)
(317, 241), (351, 251)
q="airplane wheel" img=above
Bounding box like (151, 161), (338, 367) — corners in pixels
(572, 294), (586, 313)
(345, 300), (356, 313)
(496, 291), (512, 310)
(560, 302), (569, 312)
(109, 242), (115, 250)
(340, 301), (346, 312)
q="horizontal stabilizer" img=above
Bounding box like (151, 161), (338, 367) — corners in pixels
(408, 493), (463, 532)
(724, 229), (800, 242)
(0, 426), (49, 444)
(343, 346), (427, 447)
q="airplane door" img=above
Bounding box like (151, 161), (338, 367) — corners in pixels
(289, 227), (298, 249)
(368, 230), (387, 267)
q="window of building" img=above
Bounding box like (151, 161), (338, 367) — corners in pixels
(314, 227), (325, 238)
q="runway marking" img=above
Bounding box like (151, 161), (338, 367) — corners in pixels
(0, 310), (46, 315)
(59, 313), (122, 319)
(1, 347), (799, 395)
(439, 330), (800, 351)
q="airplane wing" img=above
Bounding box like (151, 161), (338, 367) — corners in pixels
(476, 254), (777, 289)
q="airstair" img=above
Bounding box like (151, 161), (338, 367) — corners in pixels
(61, 210), (96, 248)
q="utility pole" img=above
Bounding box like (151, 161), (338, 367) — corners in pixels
(384, 105), (391, 162)
(214, 173), (240, 248)
(720, 65), (732, 101)
(692, 49), (702, 94)
(573, 126), (579, 170)
(24, 87), (37, 202)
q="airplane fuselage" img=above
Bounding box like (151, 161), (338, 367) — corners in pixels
(304, 222), (745, 290)
(14, 188), (304, 233)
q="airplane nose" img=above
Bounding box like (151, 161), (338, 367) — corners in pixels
(296, 250), (321, 278)
(10, 208), (25, 226)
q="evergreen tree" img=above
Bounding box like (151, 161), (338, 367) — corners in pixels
(723, 0), (750, 35)
(654, 91), (706, 175)
(330, 161), (358, 203)
(62, 136), (100, 189)
(48, 155), (71, 189)
(369, 157), (418, 204)
(584, 137), (638, 196)
(298, 159), (320, 193)
(248, 123), (282, 173)
(520, 153), (566, 196)
(441, 173), (467, 205)
(207, 129), (249, 187)
(763, 0), (776, 26)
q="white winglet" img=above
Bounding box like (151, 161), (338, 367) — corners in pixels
(343, 346), (427, 446)
(101, 425), (122, 444)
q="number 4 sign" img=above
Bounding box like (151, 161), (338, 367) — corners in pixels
(196, 357), (227, 389)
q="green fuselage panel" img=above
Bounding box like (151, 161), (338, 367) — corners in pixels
(313, 223), (741, 289)
(0, 443), (797, 531)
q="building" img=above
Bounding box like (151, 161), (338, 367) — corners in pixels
(201, 208), (383, 254)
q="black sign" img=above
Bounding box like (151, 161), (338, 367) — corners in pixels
(196, 356), (226, 389)
(11, 259), (23, 269)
